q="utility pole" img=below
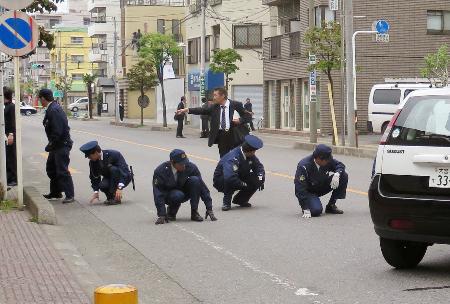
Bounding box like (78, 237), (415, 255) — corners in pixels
(113, 16), (119, 124)
(309, 0), (317, 143)
(345, 0), (357, 147)
(339, 0), (346, 146)
(199, 0), (206, 99)
(63, 53), (68, 113)
(14, 57), (23, 208)
(0, 62), (7, 197)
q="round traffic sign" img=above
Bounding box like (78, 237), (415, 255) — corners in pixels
(138, 95), (150, 108)
(376, 20), (390, 34)
(0, 11), (39, 57)
(0, 0), (34, 10)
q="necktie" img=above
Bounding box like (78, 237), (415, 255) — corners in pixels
(221, 105), (226, 130)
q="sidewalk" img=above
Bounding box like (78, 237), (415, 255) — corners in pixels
(0, 198), (90, 304)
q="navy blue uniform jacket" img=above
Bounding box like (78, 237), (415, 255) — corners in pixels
(90, 150), (131, 191)
(214, 147), (265, 190)
(153, 161), (207, 216)
(43, 102), (72, 151)
(295, 155), (346, 204)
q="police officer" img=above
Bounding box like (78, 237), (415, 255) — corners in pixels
(294, 144), (348, 218)
(153, 149), (217, 225)
(39, 89), (75, 204)
(213, 135), (265, 211)
(80, 141), (132, 205)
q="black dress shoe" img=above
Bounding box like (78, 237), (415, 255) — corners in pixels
(235, 202), (252, 208)
(325, 204), (344, 214)
(62, 197), (75, 204)
(104, 199), (121, 206)
(191, 210), (204, 222)
(222, 205), (231, 211)
(205, 210), (218, 221)
(43, 193), (63, 200)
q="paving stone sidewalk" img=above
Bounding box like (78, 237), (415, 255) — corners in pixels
(0, 210), (90, 304)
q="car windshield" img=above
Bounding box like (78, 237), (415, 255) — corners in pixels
(387, 95), (450, 147)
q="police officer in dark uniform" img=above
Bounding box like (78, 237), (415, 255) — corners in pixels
(4, 87), (17, 187)
(294, 144), (348, 218)
(80, 141), (132, 205)
(213, 135), (265, 211)
(39, 89), (75, 204)
(153, 149), (217, 225)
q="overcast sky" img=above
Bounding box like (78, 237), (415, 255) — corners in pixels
(56, 0), (68, 13)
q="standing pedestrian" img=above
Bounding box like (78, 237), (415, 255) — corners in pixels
(244, 98), (255, 131)
(295, 144), (347, 218)
(38, 89), (75, 204)
(175, 96), (186, 138)
(119, 101), (124, 122)
(213, 135), (265, 211)
(3, 87), (17, 187)
(200, 97), (210, 138)
(176, 88), (250, 157)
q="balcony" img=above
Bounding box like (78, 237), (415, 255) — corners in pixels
(262, 0), (283, 6)
(89, 48), (108, 63)
(88, 22), (113, 37)
(264, 31), (301, 61)
(88, 0), (108, 12)
(125, 0), (185, 6)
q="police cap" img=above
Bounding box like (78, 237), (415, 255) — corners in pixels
(242, 135), (263, 152)
(313, 144), (333, 160)
(170, 149), (189, 165)
(80, 141), (100, 158)
(38, 88), (54, 101)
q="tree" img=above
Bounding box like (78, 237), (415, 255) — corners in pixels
(209, 48), (242, 90)
(305, 21), (342, 145)
(55, 76), (72, 113)
(420, 44), (449, 87)
(139, 33), (182, 127)
(127, 60), (158, 126)
(82, 74), (97, 119)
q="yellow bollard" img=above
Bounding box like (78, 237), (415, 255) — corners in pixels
(94, 284), (138, 304)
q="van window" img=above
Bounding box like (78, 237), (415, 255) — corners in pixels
(404, 89), (415, 98)
(373, 89), (401, 105)
(387, 96), (450, 147)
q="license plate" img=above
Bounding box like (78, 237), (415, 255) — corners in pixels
(429, 168), (450, 188)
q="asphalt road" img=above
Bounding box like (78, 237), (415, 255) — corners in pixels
(21, 115), (450, 304)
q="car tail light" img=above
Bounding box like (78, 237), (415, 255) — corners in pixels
(380, 110), (402, 145)
(389, 219), (414, 230)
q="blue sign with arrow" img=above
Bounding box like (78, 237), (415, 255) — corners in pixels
(376, 20), (390, 34)
(0, 11), (39, 57)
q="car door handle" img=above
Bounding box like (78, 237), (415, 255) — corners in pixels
(413, 155), (450, 165)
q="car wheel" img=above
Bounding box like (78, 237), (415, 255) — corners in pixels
(72, 107), (79, 112)
(381, 122), (389, 134)
(25, 110), (32, 116)
(380, 237), (428, 269)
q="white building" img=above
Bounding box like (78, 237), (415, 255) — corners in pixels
(185, 0), (272, 126)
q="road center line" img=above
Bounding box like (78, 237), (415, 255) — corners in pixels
(72, 129), (367, 197)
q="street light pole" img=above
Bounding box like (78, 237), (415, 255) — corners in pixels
(114, 16), (119, 124)
(309, 0), (317, 144)
(200, 0), (206, 99)
(339, 0), (346, 147)
(0, 63), (7, 197)
(344, 0), (356, 147)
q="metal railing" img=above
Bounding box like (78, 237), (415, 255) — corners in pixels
(126, 0), (185, 6)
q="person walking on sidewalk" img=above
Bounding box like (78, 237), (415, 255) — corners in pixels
(295, 144), (347, 218)
(153, 149), (217, 224)
(175, 96), (186, 138)
(80, 141), (133, 205)
(119, 101), (125, 122)
(39, 89), (75, 204)
(244, 98), (255, 131)
(3, 87), (17, 187)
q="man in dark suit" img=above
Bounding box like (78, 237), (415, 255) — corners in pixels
(176, 88), (249, 157)
(3, 87), (17, 187)
(175, 96), (186, 138)
(80, 141), (132, 205)
(39, 89), (75, 204)
(244, 98), (255, 131)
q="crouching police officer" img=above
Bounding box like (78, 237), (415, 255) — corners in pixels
(153, 149), (217, 225)
(295, 144), (348, 218)
(213, 135), (265, 211)
(80, 141), (132, 205)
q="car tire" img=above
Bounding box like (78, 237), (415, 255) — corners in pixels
(380, 237), (428, 269)
(72, 107), (79, 112)
(25, 110), (32, 116)
(381, 122), (389, 134)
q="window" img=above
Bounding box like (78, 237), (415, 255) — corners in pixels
(290, 32), (301, 57)
(70, 37), (84, 44)
(373, 89), (401, 105)
(205, 36), (211, 62)
(187, 38), (199, 64)
(315, 6), (336, 27)
(83, 18), (90, 25)
(212, 25), (220, 50)
(157, 19), (165, 34)
(427, 10), (450, 34)
(233, 24), (262, 49)
(72, 74), (83, 81)
(172, 19), (181, 41)
(71, 55), (84, 63)
(270, 36), (281, 59)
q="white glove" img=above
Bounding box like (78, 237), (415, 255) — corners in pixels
(330, 172), (340, 190)
(302, 209), (311, 219)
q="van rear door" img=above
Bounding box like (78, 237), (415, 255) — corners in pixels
(370, 88), (401, 133)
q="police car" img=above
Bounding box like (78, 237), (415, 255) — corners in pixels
(369, 87), (450, 269)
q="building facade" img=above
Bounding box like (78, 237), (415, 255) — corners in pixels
(263, 0), (450, 134)
(185, 0), (272, 127)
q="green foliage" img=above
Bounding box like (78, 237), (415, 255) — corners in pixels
(127, 60), (158, 95)
(55, 76), (72, 93)
(0, 200), (18, 212)
(420, 44), (449, 87)
(304, 21), (342, 76)
(210, 48), (242, 89)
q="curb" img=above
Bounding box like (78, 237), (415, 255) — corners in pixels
(294, 142), (377, 159)
(110, 121), (141, 128)
(23, 186), (57, 225)
(110, 120), (174, 131)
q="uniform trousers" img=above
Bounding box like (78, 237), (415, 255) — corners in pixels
(46, 146), (74, 198)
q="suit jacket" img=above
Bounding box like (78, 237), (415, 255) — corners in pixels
(189, 100), (250, 147)
(89, 149), (131, 191)
(175, 101), (185, 121)
(43, 102), (72, 151)
(4, 102), (15, 135)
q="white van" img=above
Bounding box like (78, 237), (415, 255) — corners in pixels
(368, 84), (432, 133)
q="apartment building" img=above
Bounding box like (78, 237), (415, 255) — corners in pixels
(263, 0), (450, 134)
(185, 0), (272, 127)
